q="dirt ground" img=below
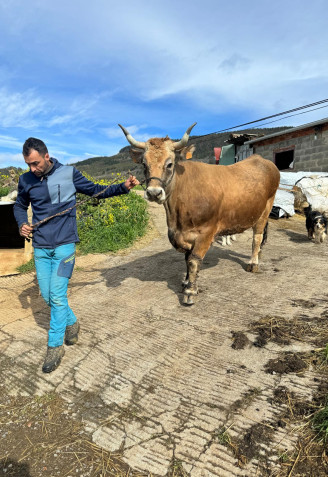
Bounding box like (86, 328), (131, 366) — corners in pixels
(1, 198), (328, 477)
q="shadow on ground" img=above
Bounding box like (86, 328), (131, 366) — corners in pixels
(18, 277), (50, 334)
(96, 245), (251, 303)
(15, 236), (258, 329)
(278, 228), (310, 243)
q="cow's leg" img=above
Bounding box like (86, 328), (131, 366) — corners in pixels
(247, 229), (263, 272)
(260, 222), (268, 248)
(183, 233), (213, 305)
(182, 250), (191, 288)
(247, 197), (274, 272)
(221, 234), (236, 246)
(183, 252), (202, 305)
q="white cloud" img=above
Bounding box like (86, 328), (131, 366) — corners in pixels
(45, 94), (106, 131)
(0, 134), (22, 149)
(219, 54), (252, 74)
(0, 88), (45, 128)
(0, 0), (328, 166)
(103, 124), (151, 142)
(103, 126), (128, 139)
(47, 114), (74, 127)
(0, 152), (25, 168)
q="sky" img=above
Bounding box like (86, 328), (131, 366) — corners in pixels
(0, 0), (328, 168)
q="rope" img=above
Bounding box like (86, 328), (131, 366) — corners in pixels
(30, 177), (121, 230)
(24, 177), (127, 242)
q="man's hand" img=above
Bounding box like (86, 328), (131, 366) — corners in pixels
(124, 175), (140, 190)
(19, 223), (33, 239)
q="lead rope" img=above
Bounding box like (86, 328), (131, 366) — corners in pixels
(25, 176), (129, 241)
(24, 167), (175, 240)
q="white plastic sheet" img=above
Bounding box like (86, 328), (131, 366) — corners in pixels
(296, 175), (328, 212)
(274, 171), (328, 216)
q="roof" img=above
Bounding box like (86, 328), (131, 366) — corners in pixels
(245, 117), (328, 145)
(225, 132), (263, 145)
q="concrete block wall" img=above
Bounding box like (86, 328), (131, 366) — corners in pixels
(252, 124), (328, 172)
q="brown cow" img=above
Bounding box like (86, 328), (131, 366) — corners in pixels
(119, 123), (280, 305)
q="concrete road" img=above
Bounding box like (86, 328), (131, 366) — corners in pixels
(0, 198), (327, 476)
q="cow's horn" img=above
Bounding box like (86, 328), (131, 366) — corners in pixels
(118, 124), (146, 149)
(173, 122), (197, 150)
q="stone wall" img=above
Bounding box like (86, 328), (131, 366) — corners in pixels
(251, 123), (328, 171)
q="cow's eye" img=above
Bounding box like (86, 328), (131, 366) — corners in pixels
(166, 162), (173, 169)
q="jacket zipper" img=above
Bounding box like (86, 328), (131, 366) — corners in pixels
(58, 184), (60, 203)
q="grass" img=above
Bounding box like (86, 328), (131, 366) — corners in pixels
(133, 184), (145, 191)
(278, 449), (291, 463)
(270, 346), (328, 477)
(312, 400), (328, 443)
(279, 398), (328, 477)
(215, 426), (233, 446)
(16, 258), (35, 274)
(167, 458), (189, 477)
(319, 344), (328, 365)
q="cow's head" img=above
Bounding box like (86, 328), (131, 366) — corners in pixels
(118, 123), (196, 204)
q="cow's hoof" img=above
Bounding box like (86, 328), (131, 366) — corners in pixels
(246, 263), (259, 273)
(184, 286), (198, 296)
(183, 294), (195, 305)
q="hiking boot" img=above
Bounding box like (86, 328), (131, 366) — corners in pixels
(65, 321), (80, 346)
(42, 345), (65, 373)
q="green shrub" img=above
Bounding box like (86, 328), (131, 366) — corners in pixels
(0, 186), (10, 197)
(76, 175), (149, 255)
(16, 175), (149, 267)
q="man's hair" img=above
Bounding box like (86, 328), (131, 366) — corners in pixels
(22, 137), (48, 157)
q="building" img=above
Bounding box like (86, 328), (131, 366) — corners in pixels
(225, 133), (262, 163)
(0, 199), (33, 275)
(241, 117), (328, 171)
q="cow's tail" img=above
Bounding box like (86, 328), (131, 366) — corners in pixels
(261, 222), (268, 248)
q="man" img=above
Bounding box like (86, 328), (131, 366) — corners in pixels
(14, 137), (139, 373)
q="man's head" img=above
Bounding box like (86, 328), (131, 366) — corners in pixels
(22, 137), (52, 177)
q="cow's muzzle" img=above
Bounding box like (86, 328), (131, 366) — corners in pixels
(145, 186), (166, 203)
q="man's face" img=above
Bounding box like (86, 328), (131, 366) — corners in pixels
(24, 149), (51, 177)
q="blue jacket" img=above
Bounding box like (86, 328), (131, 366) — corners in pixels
(14, 158), (129, 249)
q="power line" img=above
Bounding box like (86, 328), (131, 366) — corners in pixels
(196, 98), (328, 138)
(231, 104), (328, 130)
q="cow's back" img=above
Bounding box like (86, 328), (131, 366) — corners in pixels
(168, 155), (280, 235)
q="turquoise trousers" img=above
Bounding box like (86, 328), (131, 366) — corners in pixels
(34, 243), (77, 347)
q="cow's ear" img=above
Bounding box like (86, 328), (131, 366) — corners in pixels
(179, 144), (195, 160)
(130, 148), (144, 164)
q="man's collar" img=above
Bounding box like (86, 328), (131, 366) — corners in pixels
(40, 159), (54, 180)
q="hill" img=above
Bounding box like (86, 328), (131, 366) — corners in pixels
(72, 127), (290, 178)
(0, 167), (25, 176)
(0, 126), (290, 181)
